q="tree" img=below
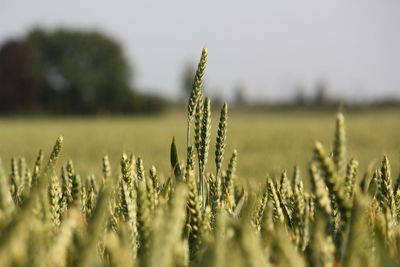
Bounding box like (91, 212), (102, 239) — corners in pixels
(0, 41), (39, 113)
(25, 28), (136, 114)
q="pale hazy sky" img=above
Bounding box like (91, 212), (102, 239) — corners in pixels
(1, 0), (400, 101)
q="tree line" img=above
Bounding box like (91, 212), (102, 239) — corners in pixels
(0, 27), (166, 115)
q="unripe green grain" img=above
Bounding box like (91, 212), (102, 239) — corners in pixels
(147, 184), (188, 267)
(46, 136), (63, 175)
(146, 174), (157, 212)
(333, 113), (346, 180)
(49, 175), (62, 228)
(186, 146), (195, 175)
(73, 186), (111, 267)
(342, 192), (370, 267)
(344, 159), (359, 199)
(194, 93), (204, 159)
(32, 149), (44, 185)
(187, 47), (208, 153)
(81, 184), (88, 215)
(0, 137), (63, 249)
(215, 102), (228, 175)
(310, 162), (332, 215)
(66, 161), (80, 206)
(119, 180), (133, 222)
(293, 172), (305, 228)
(38, 137), (63, 226)
(10, 157), (19, 204)
(61, 166), (71, 210)
(120, 154), (133, 190)
(136, 178), (151, 258)
(314, 141), (350, 221)
(208, 173), (221, 228)
(187, 47), (208, 121)
(378, 156), (396, 215)
(201, 206), (212, 234)
(252, 180), (269, 231)
(267, 178), (284, 224)
(49, 209), (80, 266)
(89, 175), (98, 195)
(102, 155), (112, 184)
(200, 98), (211, 167)
(186, 169), (203, 259)
(199, 97), (211, 205)
(222, 150), (237, 206)
(86, 175), (98, 217)
(279, 170), (293, 205)
(136, 157), (145, 182)
(149, 166), (160, 193)
(18, 158), (28, 193)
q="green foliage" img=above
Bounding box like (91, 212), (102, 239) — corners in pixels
(0, 27), (167, 114)
(26, 28), (137, 113)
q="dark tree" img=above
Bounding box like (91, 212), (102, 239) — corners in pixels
(0, 41), (39, 113)
(0, 27), (167, 114)
(26, 28), (135, 114)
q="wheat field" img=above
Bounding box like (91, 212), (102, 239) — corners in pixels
(0, 109), (398, 180)
(1, 48), (400, 266)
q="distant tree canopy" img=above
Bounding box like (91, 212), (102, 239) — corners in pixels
(0, 27), (165, 114)
(0, 41), (37, 112)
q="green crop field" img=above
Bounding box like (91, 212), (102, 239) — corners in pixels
(1, 109), (399, 181)
(1, 47), (400, 266)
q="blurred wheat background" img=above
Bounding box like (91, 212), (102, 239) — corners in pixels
(1, 109), (399, 180)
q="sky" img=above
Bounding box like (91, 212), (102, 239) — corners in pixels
(1, 0), (400, 102)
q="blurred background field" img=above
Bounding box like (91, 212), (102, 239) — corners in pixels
(1, 1), (400, 184)
(1, 109), (399, 181)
